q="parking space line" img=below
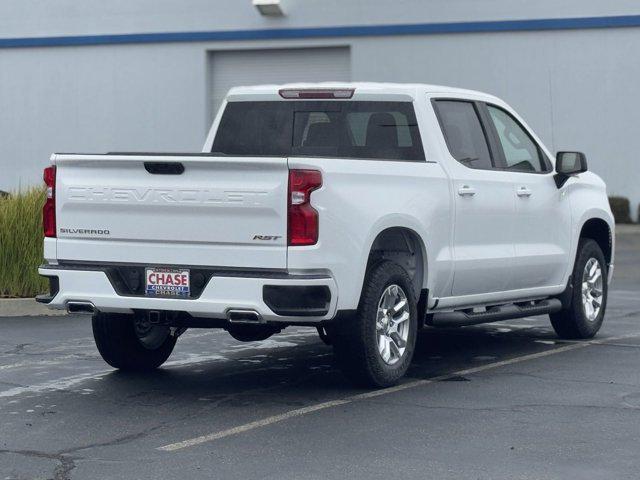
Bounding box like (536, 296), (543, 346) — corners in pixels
(0, 370), (111, 399)
(0, 355), (83, 372)
(158, 331), (640, 452)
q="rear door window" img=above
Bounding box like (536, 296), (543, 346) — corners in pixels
(213, 101), (425, 161)
(433, 100), (494, 170)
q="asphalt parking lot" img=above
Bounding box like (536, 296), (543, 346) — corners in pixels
(1, 230), (639, 480)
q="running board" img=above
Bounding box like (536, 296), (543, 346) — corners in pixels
(428, 298), (562, 328)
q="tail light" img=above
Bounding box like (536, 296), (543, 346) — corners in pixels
(288, 169), (322, 246)
(43, 165), (56, 238)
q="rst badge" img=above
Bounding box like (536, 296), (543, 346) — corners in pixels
(253, 235), (282, 241)
(145, 268), (190, 297)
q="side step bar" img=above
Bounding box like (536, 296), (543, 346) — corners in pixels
(428, 298), (562, 328)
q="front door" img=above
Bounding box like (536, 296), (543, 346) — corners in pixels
(483, 104), (572, 290)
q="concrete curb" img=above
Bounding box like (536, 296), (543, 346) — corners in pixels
(616, 224), (640, 234)
(0, 298), (66, 317)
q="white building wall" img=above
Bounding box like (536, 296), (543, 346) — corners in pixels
(0, 44), (207, 191)
(350, 28), (640, 214)
(2, 0), (640, 37)
(0, 0), (639, 216)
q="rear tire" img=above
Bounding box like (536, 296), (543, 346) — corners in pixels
(92, 312), (176, 371)
(333, 261), (418, 388)
(550, 239), (608, 339)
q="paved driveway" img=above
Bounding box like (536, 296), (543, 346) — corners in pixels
(1, 230), (639, 479)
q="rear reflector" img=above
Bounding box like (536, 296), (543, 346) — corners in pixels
(43, 165), (56, 238)
(288, 169), (322, 246)
(279, 88), (354, 99)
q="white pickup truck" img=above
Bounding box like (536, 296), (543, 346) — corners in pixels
(38, 83), (614, 387)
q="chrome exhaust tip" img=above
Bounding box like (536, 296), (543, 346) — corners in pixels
(226, 309), (263, 324)
(67, 301), (96, 315)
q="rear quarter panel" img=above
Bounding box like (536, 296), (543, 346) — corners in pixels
(287, 157), (452, 311)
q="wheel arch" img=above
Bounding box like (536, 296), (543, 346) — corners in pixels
(361, 225), (429, 301)
(579, 217), (613, 265)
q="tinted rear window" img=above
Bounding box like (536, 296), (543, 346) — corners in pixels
(433, 100), (493, 170)
(212, 101), (425, 161)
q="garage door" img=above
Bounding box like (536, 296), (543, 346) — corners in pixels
(208, 46), (351, 118)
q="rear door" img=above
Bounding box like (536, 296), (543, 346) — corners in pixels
(54, 154), (289, 269)
(433, 99), (516, 296)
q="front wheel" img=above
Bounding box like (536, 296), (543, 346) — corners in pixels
(92, 312), (177, 371)
(550, 239), (608, 339)
(333, 261), (418, 388)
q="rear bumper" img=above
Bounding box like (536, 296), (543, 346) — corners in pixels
(38, 264), (338, 324)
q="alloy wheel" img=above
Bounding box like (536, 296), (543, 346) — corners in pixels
(581, 257), (604, 322)
(375, 284), (411, 365)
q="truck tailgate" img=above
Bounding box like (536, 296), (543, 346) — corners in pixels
(53, 154), (288, 269)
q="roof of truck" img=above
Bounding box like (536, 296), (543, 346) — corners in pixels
(226, 82), (501, 102)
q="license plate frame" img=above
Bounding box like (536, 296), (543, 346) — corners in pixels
(145, 268), (190, 298)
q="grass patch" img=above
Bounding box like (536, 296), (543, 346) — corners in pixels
(0, 187), (48, 297)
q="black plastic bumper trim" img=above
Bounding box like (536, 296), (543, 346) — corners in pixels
(35, 276), (59, 304)
(263, 285), (331, 317)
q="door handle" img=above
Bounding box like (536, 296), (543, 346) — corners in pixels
(457, 185), (476, 197)
(516, 187), (532, 197)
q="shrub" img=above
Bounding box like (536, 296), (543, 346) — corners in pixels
(608, 196), (632, 224)
(0, 187), (48, 297)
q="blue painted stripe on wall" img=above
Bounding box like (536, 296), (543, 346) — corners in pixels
(1, 14), (640, 48)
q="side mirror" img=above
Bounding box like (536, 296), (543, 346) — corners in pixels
(554, 151), (587, 188)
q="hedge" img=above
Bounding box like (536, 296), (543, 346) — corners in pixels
(608, 196), (632, 224)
